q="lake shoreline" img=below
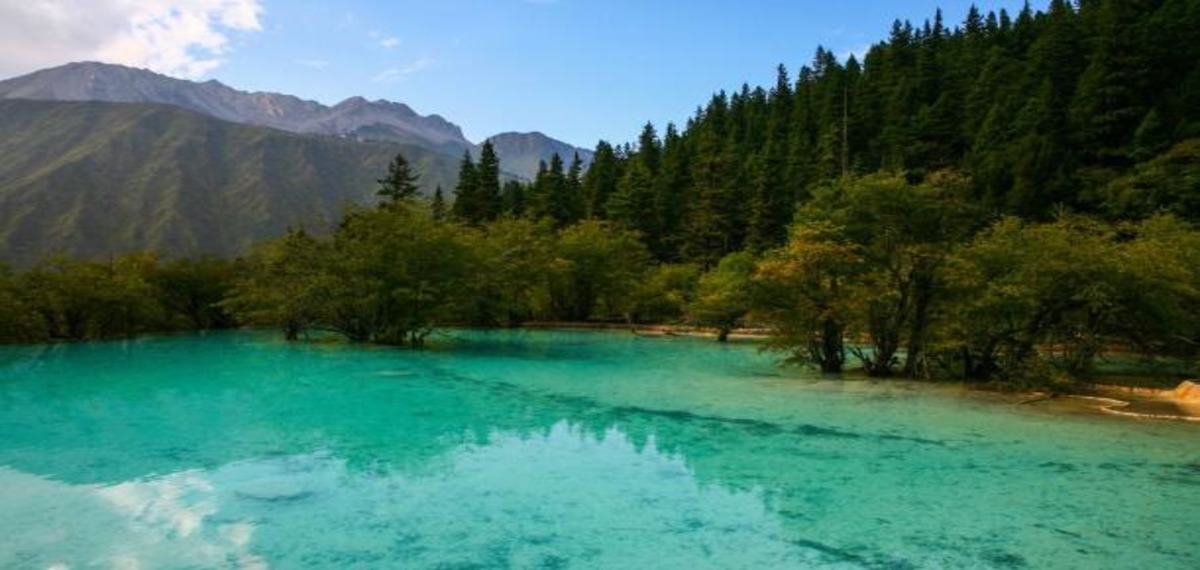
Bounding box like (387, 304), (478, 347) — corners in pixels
(517, 322), (1200, 423)
(7, 324), (1197, 423)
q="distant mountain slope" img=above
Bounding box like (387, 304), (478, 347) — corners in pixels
(0, 99), (458, 266)
(0, 61), (473, 155)
(0, 62), (593, 180)
(486, 132), (594, 181)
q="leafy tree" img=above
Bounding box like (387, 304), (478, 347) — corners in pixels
(754, 222), (863, 372)
(631, 263), (701, 324)
(547, 221), (650, 320)
(471, 217), (555, 325)
(320, 206), (478, 345)
(799, 172), (983, 376)
(687, 252), (756, 341)
(20, 254), (161, 340)
(1097, 139), (1200, 220)
(937, 215), (1199, 383)
(0, 264), (47, 343)
(225, 228), (326, 340)
(153, 256), (237, 330)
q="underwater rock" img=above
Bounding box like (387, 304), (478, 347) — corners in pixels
(235, 481), (313, 502)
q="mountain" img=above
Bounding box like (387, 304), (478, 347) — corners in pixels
(485, 132), (594, 181)
(0, 99), (459, 266)
(0, 62), (591, 179)
(0, 61), (474, 155)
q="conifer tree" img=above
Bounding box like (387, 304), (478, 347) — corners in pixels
(430, 186), (447, 221)
(501, 180), (527, 217)
(376, 152), (420, 204)
(565, 152), (586, 223)
(529, 154), (574, 227)
(652, 123), (690, 260)
(476, 140), (503, 221)
(582, 141), (621, 219)
(451, 151), (480, 223)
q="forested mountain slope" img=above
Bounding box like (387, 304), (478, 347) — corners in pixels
(568, 0), (1200, 263)
(0, 99), (457, 265)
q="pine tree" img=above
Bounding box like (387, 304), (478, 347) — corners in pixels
(376, 152), (420, 205)
(652, 123), (690, 260)
(501, 180), (527, 217)
(607, 158), (657, 247)
(564, 152), (586, 223)
(450, 151), (480, 223)
(529, 154), (574, 227)
(636, 122), (662, 173)
(1070, 0), (1154, 167)
(476, 140), (503, 221)
(431, 186), (447, 221)
(582, 141), (621, 219)
(609, 126), (663, 248)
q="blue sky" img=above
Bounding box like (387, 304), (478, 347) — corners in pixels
(0, 0), (1032, 148)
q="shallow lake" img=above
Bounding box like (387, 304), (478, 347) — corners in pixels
(0, 330), (1196, 569)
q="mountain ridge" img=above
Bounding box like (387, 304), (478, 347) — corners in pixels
(0, 61), (591, 180)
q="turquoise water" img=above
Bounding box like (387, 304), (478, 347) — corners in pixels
(0, 331), (1196, 569)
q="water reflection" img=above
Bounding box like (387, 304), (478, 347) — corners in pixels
(1, 422), (821, 569)
(0, 467), (265, 569)
(1, 331), (1198, 569)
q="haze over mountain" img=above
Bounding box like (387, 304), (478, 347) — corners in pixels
(0, 62), (589, 180)
(488, 132), (594, 181)
(0, 99), (460, 266)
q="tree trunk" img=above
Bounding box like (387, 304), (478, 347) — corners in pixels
(820, 318), (845, 373)
(903, 270), (936, 378)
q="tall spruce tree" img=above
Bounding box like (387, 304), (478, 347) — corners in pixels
(476, 140), (503, 222)
(451, 151), (480, 223)
(376, 152), (420, 205)
(582, 141), (621, 219)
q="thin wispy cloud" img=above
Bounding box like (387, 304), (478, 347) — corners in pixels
(372, 56), (434, 83)
(367, 30), (399, 48)
(0, 0), (264, 79)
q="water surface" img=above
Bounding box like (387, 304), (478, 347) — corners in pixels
(0, 330), (1196, 569)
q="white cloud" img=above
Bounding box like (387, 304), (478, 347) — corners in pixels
(372, 56), (433, 83)
(379, 36), (400, 48)
(0, 0), (264, 79)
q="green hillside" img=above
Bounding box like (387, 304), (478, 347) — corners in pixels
(0, 99), (458, 265)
